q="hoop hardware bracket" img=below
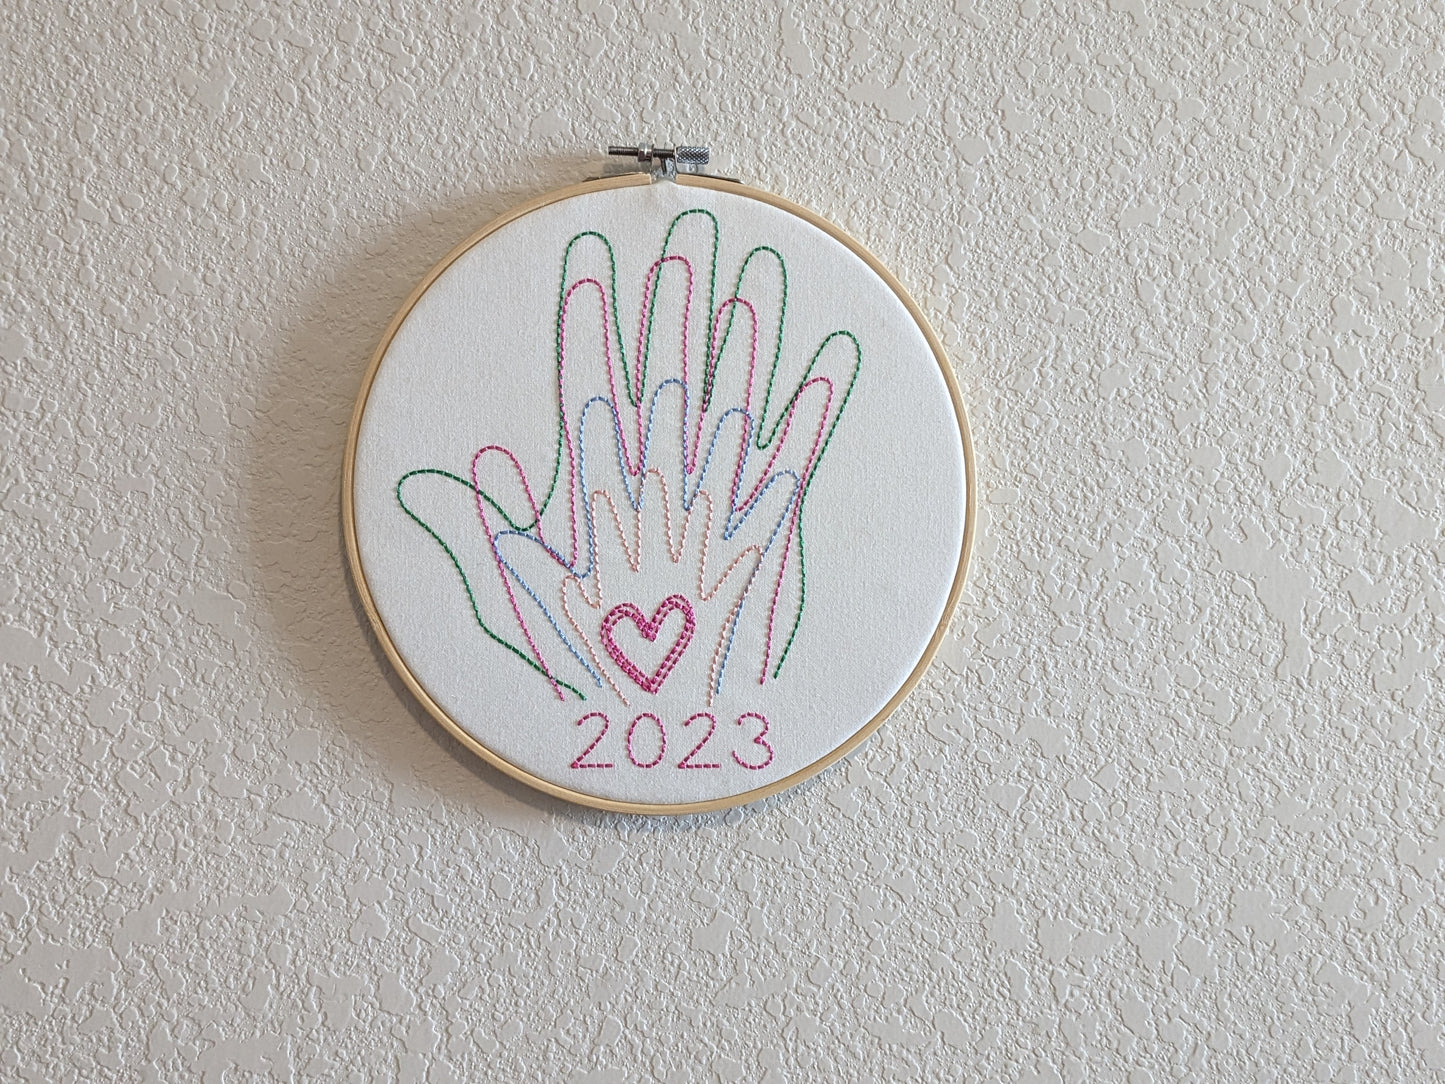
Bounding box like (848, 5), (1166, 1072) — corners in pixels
(607, 144), (715, 181)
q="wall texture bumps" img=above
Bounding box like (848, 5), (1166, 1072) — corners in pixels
(2, 1), (1443, 1080)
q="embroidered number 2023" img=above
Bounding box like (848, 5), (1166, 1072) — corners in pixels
(571, 711), (773, 771)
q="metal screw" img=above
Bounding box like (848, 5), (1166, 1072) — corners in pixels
(607, 144), (710, 177)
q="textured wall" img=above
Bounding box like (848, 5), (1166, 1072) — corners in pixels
(2, 1), (1443, 1080)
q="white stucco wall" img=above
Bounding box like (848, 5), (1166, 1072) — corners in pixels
(2, 2), (1443, 1080)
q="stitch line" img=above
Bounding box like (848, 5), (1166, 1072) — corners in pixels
(470, 445), (564, 700)
(558, 232), (627, 396)
(659, 208), (719, 380)
(395, 470), (584, 700)
(693, 296), (758, 479)
(558, 575), (631, 706)
(731, 378), (832, 533)
(638, 378), (692, 510)
(492, 535), (604, 688)
(770, 336), (863, 677)
(575, 393), (642, 574)
(570, 711), (614, 769)
(748, 377), (835, 679)
(709, 245), (785, 414)
(681, 487), (768, 703)
(705, 470), (797, 697)
(542, 232), (626, 531)
(560, 278), (626, 543)
(589, 487), (640, 584)
(599, 595), (696, 695)
(676, 711), (723, 769)
(633, 255), (694, 441)
(625, 712), (667, 769)
(732, 712), (774, 770)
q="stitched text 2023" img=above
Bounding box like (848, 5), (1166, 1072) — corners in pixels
(570, 710), (773, 771)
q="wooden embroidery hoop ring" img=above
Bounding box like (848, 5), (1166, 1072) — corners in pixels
(342, 172), (978, 816)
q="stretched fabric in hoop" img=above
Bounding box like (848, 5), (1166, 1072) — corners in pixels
(347, 176), (971, 812)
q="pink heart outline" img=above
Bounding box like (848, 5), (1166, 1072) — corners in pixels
(600, 595), (696, 695)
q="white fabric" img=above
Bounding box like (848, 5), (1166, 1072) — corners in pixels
(352, 181), (966, 806)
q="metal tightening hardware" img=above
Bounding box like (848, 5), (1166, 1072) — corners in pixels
(607, 144), (712, 180)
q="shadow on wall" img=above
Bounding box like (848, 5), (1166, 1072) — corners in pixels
(243, 164), (808, 835)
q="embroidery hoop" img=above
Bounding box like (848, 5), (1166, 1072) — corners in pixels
(342, 169), (976, 815)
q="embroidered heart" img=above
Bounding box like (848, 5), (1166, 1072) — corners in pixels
(600, 595), (696, 695)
